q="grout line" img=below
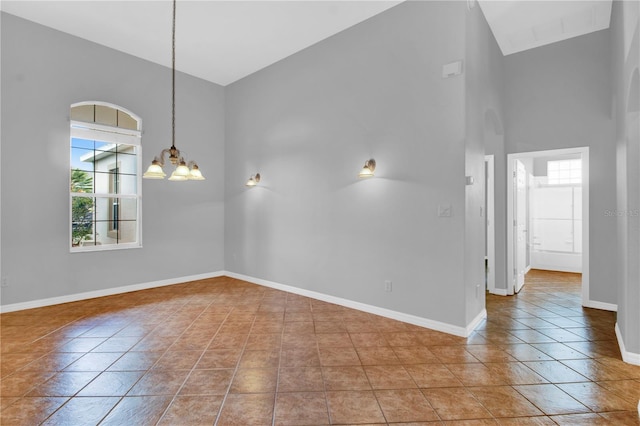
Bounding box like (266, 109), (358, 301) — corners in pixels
(211, 291), (262, 426)
(36, 296), (194, 425)
(269, 296), (289, 426)
(155, 296), (233, 425)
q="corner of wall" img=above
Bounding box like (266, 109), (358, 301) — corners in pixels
(615, 323), (640, 365)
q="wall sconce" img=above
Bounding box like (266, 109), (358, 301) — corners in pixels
(358, 159), (376, 178)
(246, 173), (261, 187)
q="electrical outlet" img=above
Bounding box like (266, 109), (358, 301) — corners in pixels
(1, 277), (8, 288)
(385, 280), (392, 292)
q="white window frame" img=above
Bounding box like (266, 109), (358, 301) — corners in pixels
(70, 114), (142, 253)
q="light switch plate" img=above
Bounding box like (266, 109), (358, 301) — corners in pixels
(442, 60), (463, 78)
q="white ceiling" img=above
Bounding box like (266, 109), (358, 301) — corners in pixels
(1, 0), (403, 86)
(1, 1), (614, 85)
(478, 0), (612, 56)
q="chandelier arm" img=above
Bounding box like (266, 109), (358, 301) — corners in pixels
(154, 147), (175, 167)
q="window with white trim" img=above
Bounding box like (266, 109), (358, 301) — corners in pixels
(547, 159), (582, 185)
(70, 103), (142, 251)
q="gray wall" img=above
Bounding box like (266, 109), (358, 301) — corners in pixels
(464, 2), (505, 319)
(1, 13), (226, 306)
(503, 28), (618, 305)
(225, 1), (473, 327)
(611, 0), (640, 355)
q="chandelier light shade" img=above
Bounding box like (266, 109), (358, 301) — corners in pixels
(246, 173), (261, 187)
(143, 0), (205, 181)
(358, 159), (376, 178)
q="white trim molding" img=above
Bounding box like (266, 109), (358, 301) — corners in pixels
(583, 300), (618, 312)
(616, 323), (640, 365)
(485, 155), (496, 295)
(225, 271), (479, 337)
(466, 309), (487, 336)
(2, 271), (486, 338)
(490, 288), (508, 296)
(0, 271), (225, 313)
(506, 148), (589, 302)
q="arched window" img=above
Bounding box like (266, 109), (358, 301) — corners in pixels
(70, 102), (142, 251)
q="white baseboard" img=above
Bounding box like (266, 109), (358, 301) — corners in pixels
(224, 271), (476, 337)
(2, 270), (485, 338)
(583, 300), (618, 312)
(0, 271), (225, 314)
(615, 323), (640, 366)
(490, 288), (508, 296)
(466, 309), (487, 335)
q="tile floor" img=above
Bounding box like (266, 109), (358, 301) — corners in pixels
(1, 270), (639, 425)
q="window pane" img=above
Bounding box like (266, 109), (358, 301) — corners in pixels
(71, 138), (95, 150)
(118, 174), (138, 194)
(93, 220), (137, 245)
(117, 111), (138, 130)
(94, 141), (116, 153)
(70, 169), (95, 193)
(94, 197), (109, 222)
(71, 147), (95, 174)
(547, 159), (582, 185)
(93, 172), (113, 194)
(92, 197), (138, 245)
(118, 198), (137, 221)
(117, 144), (136, 155)
(71, 196), (95, 247)
(90, 172), (137, 195)
(94, 221), (112, 246)
(116, 221), (138, 244)
(116, 152), (137, 175)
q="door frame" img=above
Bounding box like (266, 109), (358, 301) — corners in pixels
(513, 159), (528, 294)
(485, 155), (495, 294)
(506, 147), (589, 305)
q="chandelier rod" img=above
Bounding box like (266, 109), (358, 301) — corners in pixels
(171, 0), (176, 151)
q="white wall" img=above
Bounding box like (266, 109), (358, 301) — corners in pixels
(225, 1), (474, 328)
(0, 13), (226, 306)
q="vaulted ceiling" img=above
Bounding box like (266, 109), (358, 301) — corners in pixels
(1, 1), (612, 86)
(478, 0), (612, 56)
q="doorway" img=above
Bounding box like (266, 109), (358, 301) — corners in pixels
(485, 155), (495, 293)
(507, 147), (589, 305)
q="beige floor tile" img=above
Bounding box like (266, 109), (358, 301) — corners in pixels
(326, 391), (386, 424)
(274, 392), (330, 425)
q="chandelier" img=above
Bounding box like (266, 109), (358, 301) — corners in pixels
(143, 0), (205, 181)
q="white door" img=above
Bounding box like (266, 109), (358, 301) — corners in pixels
(514, 160), (527, 293)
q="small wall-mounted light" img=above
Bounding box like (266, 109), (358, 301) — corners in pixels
(358, 159), (376, 178)
(246, 173), (261, 187)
